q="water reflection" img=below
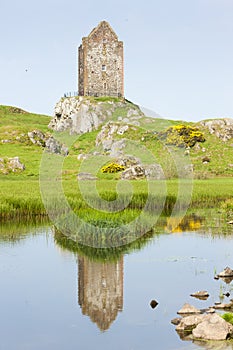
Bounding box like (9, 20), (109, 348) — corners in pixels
(78, 255), (123, 331)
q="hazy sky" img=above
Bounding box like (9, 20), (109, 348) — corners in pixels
(1, 0), (233, 121)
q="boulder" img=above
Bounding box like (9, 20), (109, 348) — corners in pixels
(0, 157), (25, 174)
(27, 130), (68, 156)
(144, 164), (165, 180)
(121, 165), (146, 180)
(176, 314), (205, 332)
(192, 314), (233, 341)
(177, 303), (201, 315)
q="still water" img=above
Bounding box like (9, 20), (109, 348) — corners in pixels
(0, 217), (233, 350)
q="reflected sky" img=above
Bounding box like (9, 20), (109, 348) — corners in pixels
(0, 221), (233, 350)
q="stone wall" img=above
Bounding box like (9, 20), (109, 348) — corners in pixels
(78, 21), (124, 97)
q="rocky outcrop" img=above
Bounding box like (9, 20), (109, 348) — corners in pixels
(200, 118), (233, 141)
(0, 157), (25, 174)
(28, 130), (68, 156)
(49, 97), (144, 134)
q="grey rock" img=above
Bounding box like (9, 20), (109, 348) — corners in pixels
(192, 313), (233, 340)
(177, 303), (201, 315)
(144, 164), (165, 180)
(121, 165), (146, 180)
(176, 314), (205, 332)
(77, 172), (97, 181)
(116, 155), (141, 168)
(0, 157), (25, 174)
(8, 157), (25, 172)
(200, 118), (233, 141)
(49, 97), (145, 135)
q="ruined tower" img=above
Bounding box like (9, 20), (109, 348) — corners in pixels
(78, 21), (124, 98)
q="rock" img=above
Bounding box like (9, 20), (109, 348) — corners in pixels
(28, 130), (46, 146)
(200, 118), (233, 142)
(28, 130), (68, 155)
(177, 303), (201, 315)
(116, 155), (141, 168)
(218, 267), (233, 278)
(77, 172), (97, 181)
(213, 301), (233, 310)
(117, 125), (129, 135)
(144, 164), (165, 180)
(109, 139), (126, 157)
(49, 97), (144, 134)
(171, 317), (182, 326)
(121, 165), (146, 180)
(206, 308), (215, 314)
(192, 313), (233, 340)
(150, 300), (158, 309)
(190, 291), (209, 300)
(8, 157), (25, 172)
(77, 154), (89, 161)
(224, 292), (230, 297)
(0, 157), (25, 174)
(202, 156), (211, 163)
(176, 314), (205, 332)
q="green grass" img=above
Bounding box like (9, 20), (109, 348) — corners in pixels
(0, 103), (233, 221)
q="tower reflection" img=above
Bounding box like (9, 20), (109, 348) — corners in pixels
(78, 256), (124, 331)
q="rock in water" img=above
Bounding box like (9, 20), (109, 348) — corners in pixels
(176, 315), (205, 332)
(218, 267), (233, 277)
(190, 291), (209, 300)
(150, 300), (158, 309)
(192, 314), (233, 341)
(177, 303), (201, 315)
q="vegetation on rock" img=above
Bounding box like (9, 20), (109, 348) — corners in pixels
(159, 124), (205, 147)
(221, 313), (233, 325)
(101, 163), (125, 173)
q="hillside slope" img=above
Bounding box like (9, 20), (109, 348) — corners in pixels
(0, 101), (233, 179)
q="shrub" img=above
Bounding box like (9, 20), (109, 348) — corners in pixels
(159, 124), (205, 147)
(101, 163), (125, 173)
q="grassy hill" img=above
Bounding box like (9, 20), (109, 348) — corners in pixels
(0, 102), (233, 221)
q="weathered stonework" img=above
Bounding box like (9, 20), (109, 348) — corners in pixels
(78, 21), (124, 97)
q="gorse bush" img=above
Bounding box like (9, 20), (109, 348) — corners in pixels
(101, 163), (125, 173)
(159, 124), (205, 147)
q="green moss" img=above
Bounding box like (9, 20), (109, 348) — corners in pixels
(221, 313), (233, 325)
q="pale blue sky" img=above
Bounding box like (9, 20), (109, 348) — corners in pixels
(1, 0), (233, 121)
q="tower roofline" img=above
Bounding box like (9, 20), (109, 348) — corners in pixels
(87, 20), (118, 40)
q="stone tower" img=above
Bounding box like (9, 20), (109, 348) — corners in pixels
(78, 21), (124, 97)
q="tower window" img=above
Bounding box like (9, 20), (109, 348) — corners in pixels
(102, 65), (106, 71)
